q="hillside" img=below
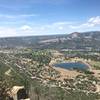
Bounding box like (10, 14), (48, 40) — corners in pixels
(0, 31), (100, 50)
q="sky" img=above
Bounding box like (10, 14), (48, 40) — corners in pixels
(0, 0), (100, 37)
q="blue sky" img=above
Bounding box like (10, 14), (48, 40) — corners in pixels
(0, 0), (100, 37)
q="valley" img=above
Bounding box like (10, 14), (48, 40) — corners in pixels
(0, 31), (100, 100)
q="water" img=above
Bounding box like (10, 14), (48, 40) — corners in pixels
(54, 62), (89, 70)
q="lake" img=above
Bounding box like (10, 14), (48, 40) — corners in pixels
(54, 62), (89, 70)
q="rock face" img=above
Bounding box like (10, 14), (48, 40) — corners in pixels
(9, 86), (30, 100)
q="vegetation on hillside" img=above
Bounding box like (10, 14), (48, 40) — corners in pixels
(0, 49), (100, 100)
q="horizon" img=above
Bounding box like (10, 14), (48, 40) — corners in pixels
(0, 30), (99, 38)
(0, 0), (100, 37)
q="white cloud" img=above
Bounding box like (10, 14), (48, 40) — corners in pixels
(0, 25), (35, 37)
(18, 22), (72, 36)
(88, 16), (100, 26)
(40, 21), (72, 31)
(20, 25), (32, 31)
(53, 22), (73, 26)
(58, 26), (63, 30)
(0, 14), (37, 19)
(0, 27), (17, 37)
(0, 16), (100, 37)
(70, 16), (100, 29)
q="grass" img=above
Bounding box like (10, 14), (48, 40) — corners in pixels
(89, 61), (100, 70)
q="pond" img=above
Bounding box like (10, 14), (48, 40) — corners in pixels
(54, 62), (89, 70)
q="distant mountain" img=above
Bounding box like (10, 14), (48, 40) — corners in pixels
(0, 31), (100, 50)
(67, 32), (81, 38)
